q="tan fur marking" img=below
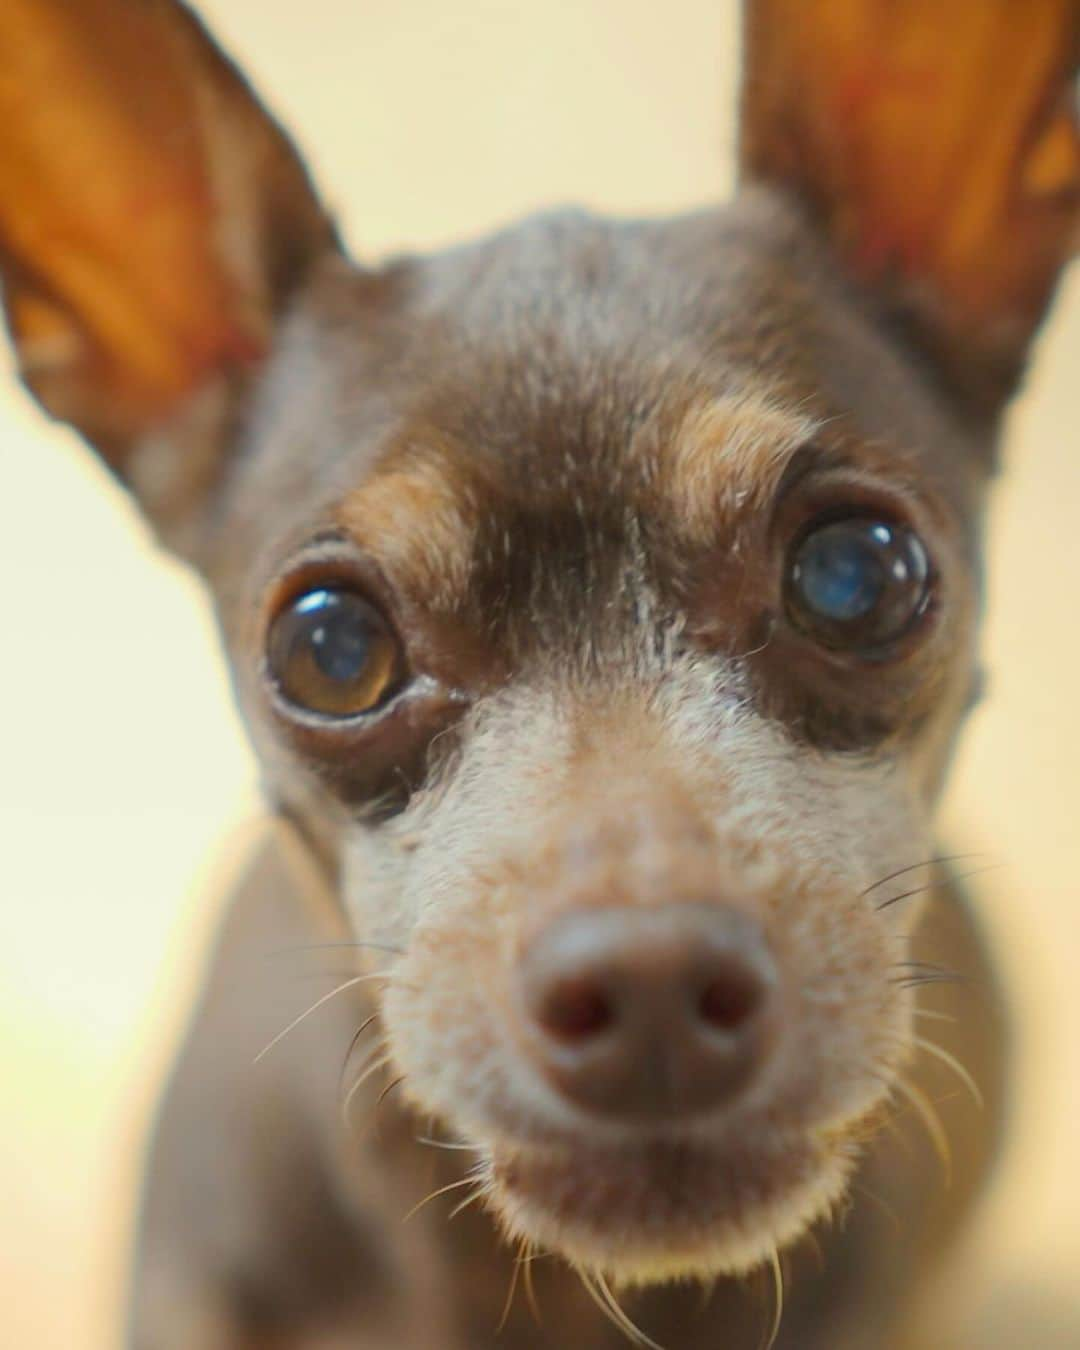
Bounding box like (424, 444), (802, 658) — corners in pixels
(665, 393), (820, 545)
(338, 456), (476, 611)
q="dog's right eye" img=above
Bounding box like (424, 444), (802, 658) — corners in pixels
(267, 588), (404, 717)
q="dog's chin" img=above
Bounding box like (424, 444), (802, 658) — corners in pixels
(483, 1130), (855, 1286)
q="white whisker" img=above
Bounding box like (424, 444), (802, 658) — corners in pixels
(253, 971), (389, 1064)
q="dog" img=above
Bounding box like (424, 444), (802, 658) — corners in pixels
(1, 1), (1077, 1346)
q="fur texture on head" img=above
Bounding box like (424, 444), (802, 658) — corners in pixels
(2, 0), (1076, 1304)
(213, 198), (981, 1281)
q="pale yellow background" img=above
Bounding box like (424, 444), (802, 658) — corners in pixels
(1, 3), (1077, 1347)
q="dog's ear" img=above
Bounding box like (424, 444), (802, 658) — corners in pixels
(740, 0), (1080, 416)
(0, 0), (338, 533)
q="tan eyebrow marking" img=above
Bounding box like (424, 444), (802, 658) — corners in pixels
(664, 392), (821, 545)
(337, 453), (477, 610)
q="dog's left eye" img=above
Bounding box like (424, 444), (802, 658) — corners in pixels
(267, 588), (404, 716)
(785, 517), (931, 652)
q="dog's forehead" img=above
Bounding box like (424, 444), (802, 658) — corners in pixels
(299, 194), (979, 497)
(319, 212), (815, 640)
(233, 192), (984, 637)
(340, 199), (834, 444)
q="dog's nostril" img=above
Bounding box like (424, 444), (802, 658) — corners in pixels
(515, 902), (780, 1121)
(698, 962), (765, 1031)
(537, 977), (615, 1041)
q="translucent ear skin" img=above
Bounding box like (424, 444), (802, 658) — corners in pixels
(741, 0), (1080, 413)
(0, 0), (336, 468)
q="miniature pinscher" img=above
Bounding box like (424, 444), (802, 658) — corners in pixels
(2, 1), (1077, 1346)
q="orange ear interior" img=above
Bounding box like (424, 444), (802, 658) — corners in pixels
(741, 0), (1080, 398)
(0, 0), (331, 460)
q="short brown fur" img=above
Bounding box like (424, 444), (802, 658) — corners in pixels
(1, 3), (1076, 1348)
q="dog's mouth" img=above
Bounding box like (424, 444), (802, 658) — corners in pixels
(385, 883), (910, 1284)
(482, 1125), (855, 1284)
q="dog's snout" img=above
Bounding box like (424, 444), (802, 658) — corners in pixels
(514, 902), (780, 1121)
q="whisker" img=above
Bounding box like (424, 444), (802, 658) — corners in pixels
(372, 1066), (407, 1145)
(763, 1249), (784, 1350)
(402, 1174), (479, 1224)
(731, 634), (771, 659)
(865, 1069), (915, 1159)
(266, 940), (405, 958)
(891, 960), (966, 992)
(860, 853), (988, 897)
(890, 958), (966, 990)
(911, 1008), (957, 1024)
(578, 1271), (616, 1338)
(342, 1049), (392, 1121)
(448, 1185), (490, 1221)
(521, 1241), (542, 1326)
(893, 972), (966, 990)
(578, 1271), (663, 1350)
(875, 862), (1003, 912)
(413, 1134), (480, 1155)
(377, 1074), (407, 1109)
(594, 1272), (667, 1350)
(253, 972), (390, 1064)
(289, 968), (392, 983)
(892, 1075), (952, 1187)
(876, 882), (938, 911)
(497, 1240), (525, 1333)
(800, 1230), (826, 1275)
(910, 1035), (984, 1109)
(414, 1135), (481, 1153)
(338, 1013), (381, 1096)
(852, 1181), (900, 1231)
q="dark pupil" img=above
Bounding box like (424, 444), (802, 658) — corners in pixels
(296, 590), (372, 682)
(795, 524), (889, 622)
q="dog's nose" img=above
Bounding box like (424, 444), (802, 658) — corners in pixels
(515, 902), (780, 1120)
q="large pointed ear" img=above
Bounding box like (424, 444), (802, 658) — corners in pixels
(0, 0), (339, 530)
(740, 0), (1080, 416)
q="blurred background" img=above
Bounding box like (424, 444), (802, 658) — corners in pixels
(0, 2), (1077, 1346)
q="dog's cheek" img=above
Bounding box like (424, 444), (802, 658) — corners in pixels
(384, 903), (516, 1137)
(341, 822), (426, 954)
(772, 881), (915, 1130)
(680, 720), (931, 1127)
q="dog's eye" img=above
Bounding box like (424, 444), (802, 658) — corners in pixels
(786, 518), (931, 651)
(267, 588), (403, 716)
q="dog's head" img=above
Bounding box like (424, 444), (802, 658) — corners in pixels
(3, 0), (1077, 1287)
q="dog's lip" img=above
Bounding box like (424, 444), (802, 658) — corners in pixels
(485, 1125), (847, 1279)
(493, 1131), (814, 1212)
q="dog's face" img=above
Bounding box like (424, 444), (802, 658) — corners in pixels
(215, 201), (983, 1280)
(3, 0), (1076, 1291)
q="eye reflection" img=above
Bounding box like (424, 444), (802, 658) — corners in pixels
(786, 518), (931, 652)
(267, 587), (404, 716)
